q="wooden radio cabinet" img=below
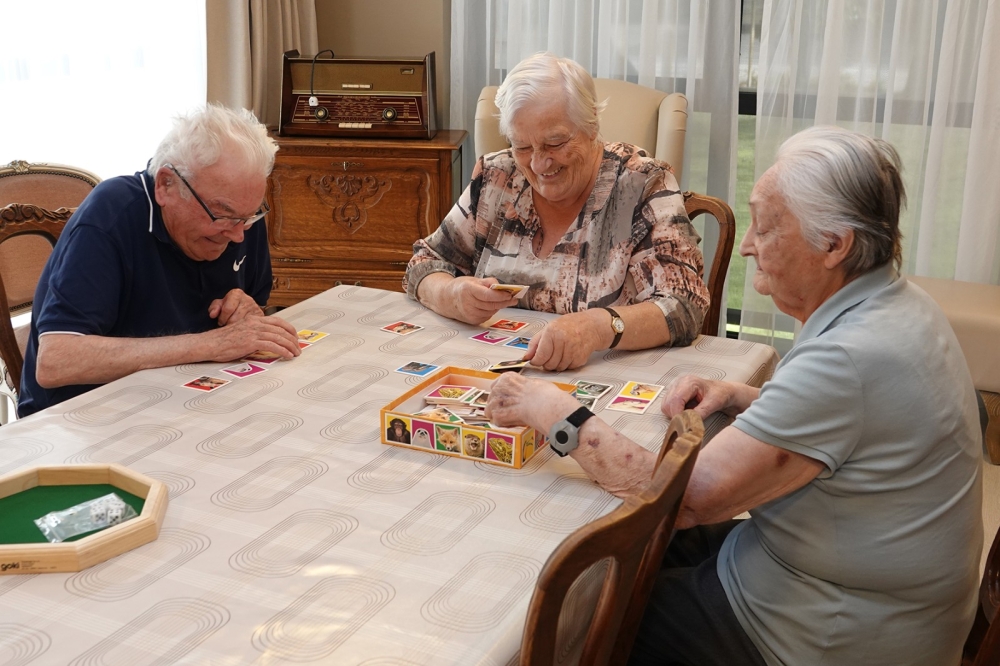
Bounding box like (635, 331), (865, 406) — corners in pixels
(265, 130), (466, 307)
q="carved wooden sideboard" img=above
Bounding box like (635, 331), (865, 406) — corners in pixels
(266, 130), (466, 307)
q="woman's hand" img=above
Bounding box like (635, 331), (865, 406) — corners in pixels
(486, 373), (579, 432)
(524, 309), (607, 371)
(417, 274), (518, 325)
(661, 375), (759, 419)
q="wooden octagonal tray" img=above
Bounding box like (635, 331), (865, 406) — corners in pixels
(0, 464), (168, 574)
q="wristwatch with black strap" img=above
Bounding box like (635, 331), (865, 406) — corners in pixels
(602, 306), (625, 349)
(548, 406), (597, 457)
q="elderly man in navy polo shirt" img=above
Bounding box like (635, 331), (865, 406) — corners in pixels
(18, 104), (301, 418)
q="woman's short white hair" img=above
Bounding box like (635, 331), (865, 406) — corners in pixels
(774, 126), (905, 279)
(495, 52), (606, 141)
(148, 103), (277, 180)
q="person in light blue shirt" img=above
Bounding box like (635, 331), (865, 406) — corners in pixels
(486, 126), (983, 666)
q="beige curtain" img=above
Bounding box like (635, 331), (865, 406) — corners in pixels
(206, 0), (319, 127)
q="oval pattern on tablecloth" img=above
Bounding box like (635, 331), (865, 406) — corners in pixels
(281, 307), (345, 332)
(609, 413), (670, 453)
(184, 377), (283, 414)
(377, 325), (457, 356)
(0, 438), (52, 475)
(656, 363), (726, 386)
(555, 558), (612, 665)
(695, 336), (756, 356)
(64, 529), (210, 602)
(68, 598), (229, 666)
(298, 364), (387, 402)
(64, 424), (182, 466)
(211, 457), (328, 512)
(347, 447), (448, 494)
(474, 446), (554, 476)
(251, 575), (394, 661)
(196, 413), (303, 458)
(63, 386), (171, 426)
(420, 552), (540, 632)
(336, 285), (393, 302)
(144, 471), (196, 499)
(380, 491), (495, 555)
(229, 509), (358, 577)
(600, 346), (668, 367)
(319, 399), (386, 444)
(519, 474), (617, 533)
(357, 301), (424, 325)
(0, 623), (51, 665)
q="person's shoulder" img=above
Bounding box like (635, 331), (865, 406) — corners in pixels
(70, 172), (150, 235)
(479, 148), (516, 173)
(604, 142), (676, 178)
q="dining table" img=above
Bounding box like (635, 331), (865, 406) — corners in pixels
(0, 285), (778, 665)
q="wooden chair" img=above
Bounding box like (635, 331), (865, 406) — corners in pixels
(0, 161), (99, 421)
(963, 521), (1000, 665)
(474, 84), (735, 337)
(520, 411), (703, 666)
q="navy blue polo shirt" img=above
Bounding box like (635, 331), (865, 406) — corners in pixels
(18, 169), (272, 417)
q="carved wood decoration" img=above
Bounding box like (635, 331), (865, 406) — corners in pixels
(306, 173), (391, 234)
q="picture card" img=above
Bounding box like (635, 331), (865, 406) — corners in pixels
(489, 283), (529, 299)
(606, 396), (653, 415)
(618, 381), (664, 402)
(414, 405), (464, 423)
(503, 336), (532, 350)
(471, 330), (511, 345)
(489, 359), (529, 374)
(243, 350), (282, 364)
(423, 384), (478, 404)
(395, 361), (440, 377)
(575, 394), (597, 409)
(574, 380), (613, 398)
(182, 375), (231, 392)
(298, 329), (329, 343)
(221, 362), (268, 379)
(489, 318), (528, 332)
(382, 321), (424, 335)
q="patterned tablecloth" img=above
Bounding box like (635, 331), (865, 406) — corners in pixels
(0, 286), (778, 666)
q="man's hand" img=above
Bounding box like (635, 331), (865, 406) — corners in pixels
(208, 289), (264, 326)
(202, 314), (301, 362)
(525, 310), (606, 371)
(661, 375), (758, 420)
(485, 373), (578, 431)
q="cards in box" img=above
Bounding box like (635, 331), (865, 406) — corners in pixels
(380, 367), (575, 468)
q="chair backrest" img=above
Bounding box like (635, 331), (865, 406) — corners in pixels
(474, 87), (733, 337)
(0, 203), (76, 392)
(475, 80), (687, 181)
(520, 411), (703, 666)
(963, 520), (1000, 665)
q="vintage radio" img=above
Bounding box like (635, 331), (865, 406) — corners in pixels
(279, 50), (437, 139)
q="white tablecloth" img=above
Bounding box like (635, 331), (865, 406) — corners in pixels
(0, 286), (778, 665)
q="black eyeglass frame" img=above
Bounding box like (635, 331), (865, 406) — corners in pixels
(166, 164), (269, 229)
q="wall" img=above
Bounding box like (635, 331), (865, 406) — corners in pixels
(315, 0), (451, 129)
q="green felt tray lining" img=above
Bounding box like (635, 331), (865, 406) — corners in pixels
(0, 484), (146, 545)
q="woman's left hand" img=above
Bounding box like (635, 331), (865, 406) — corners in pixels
(485, 373), (578, 431)
(524, 310), (607, 371)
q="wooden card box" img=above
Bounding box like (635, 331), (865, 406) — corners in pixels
(380, 366), (575, 468)
(0, 464), (168, 574)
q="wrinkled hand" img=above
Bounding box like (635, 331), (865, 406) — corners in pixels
(208, 289), (265, 326)
(202, 314), (301, 362)
(661, 375), (737, 420)
(445, 276), (519, 325)
(525, 310), (605, 372)
(485, 373), (577, 430)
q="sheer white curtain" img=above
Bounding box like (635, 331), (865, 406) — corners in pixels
(741, 0), (1000, 353)
(0, 1), (206, 180)
(451, 0), (740, 328)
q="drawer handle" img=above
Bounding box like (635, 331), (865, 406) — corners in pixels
(335, 280), (364, 287)
(336, 161), (364, 170)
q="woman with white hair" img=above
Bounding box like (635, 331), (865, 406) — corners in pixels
(404, 52), (710, 371)
(486, 126), (983, 665)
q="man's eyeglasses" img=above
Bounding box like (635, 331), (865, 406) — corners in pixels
(166, 164), (269, 229)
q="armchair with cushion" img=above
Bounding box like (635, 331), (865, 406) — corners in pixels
(474, 81), (734, 336)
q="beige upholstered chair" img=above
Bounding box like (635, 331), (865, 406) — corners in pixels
(473, 82), (734, 336)
(0, 160), (100, 421)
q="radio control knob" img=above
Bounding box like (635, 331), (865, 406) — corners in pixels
(382, 107), (397, 121)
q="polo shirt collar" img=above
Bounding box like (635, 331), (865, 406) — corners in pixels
(797, 263), (899, 344)
(139, 168), (172, 245)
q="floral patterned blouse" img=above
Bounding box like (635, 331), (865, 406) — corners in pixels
(404, 142), (710, 346)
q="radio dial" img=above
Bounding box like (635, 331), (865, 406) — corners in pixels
(382, 107), (398, 122)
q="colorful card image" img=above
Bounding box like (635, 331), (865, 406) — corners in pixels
(619, 381), (664, 402)
(575, 394), (598, 409)
(298, 329), (329, 343)
(414, 406), (464, 423)
(461, 429), (487, 459)
(470, 390), (489, 408)
(182, 375), (230, 392)
(434, 424), (462, 452)
(489, 283), (529, 299)
(424, 384), (478, 403)
(485, 432), (515, 464)
(471, 330), (511, 345)
(489, 359), (529, 373)
(385, 415), (412, 443)
(243, 350), (282, 364)
(606, 396), (653, 415)
(298, 341), (312, 350)
(460, 388), (483, 404)
(574, 380), (613, 398)
(221, 362), (267, 379)
(490, 318), (528, 332)
(411, 420), (435, 449)
(503, 336), (532, 350)
(382, 321), (424, 335)
(395, 361), (440, 376)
